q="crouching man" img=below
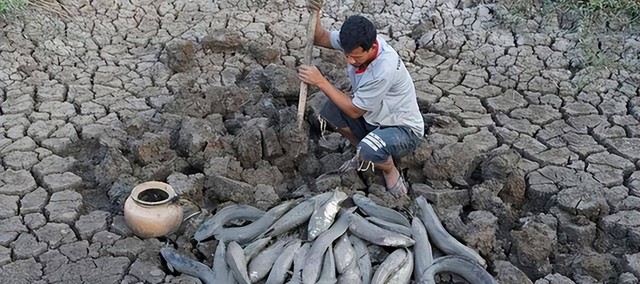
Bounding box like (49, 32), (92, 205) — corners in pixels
(298, 1), (424, 197)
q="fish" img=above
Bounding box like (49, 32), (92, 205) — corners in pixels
(333, 233), (356, 274)
(162, 191), (498, 284)
(349, 235), (372, 284)
(244, 237), (272, 262)
(263, 192), (333, 238)
(225, 241), (251, 284)
(337, 264), (361, 284)
(352, 193), (410, 227)
(193, 204), (265, 242)
(386, 248), (413, 284)
(347, 212), (415, 248)
(365, 216), (413, 237)
(265, 238), (302, 284)
(214, 201), (295, 244)
(336, 238), (361, 284)
(418, 255), (498, 284)
(247, 237), (289, 283)
(308, 190), (348, 241)
(160, 247), (216, 284)
(286, 242), (311, 284)
(302, 207), (356, 284)
(411, 217), (434, 283)
(228, 270), (239, 284)
(370, 248), (406, 284)
(416, 196), (486, 267)
(316, 245), (337, 284)
(212, 241), (232, 283)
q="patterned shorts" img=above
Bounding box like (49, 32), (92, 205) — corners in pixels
(319, 100), (422, 163)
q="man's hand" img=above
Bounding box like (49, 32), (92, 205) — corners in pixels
(307, 0), (322, 11)
(298, 65), (327, 88)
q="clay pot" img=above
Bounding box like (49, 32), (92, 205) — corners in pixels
(124, 181), (183, 238)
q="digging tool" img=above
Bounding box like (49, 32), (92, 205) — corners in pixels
(296, 9), (319, 129)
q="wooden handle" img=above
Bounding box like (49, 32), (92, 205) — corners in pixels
(296, 11), (318, 130)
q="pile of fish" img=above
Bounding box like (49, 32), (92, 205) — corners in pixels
(160, 190), (498, 284)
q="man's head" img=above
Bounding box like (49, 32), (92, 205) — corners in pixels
(339, 15), (377, 67)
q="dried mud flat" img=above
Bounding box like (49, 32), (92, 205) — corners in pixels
(0, 0), (639, 283)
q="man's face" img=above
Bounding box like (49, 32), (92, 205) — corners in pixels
(344, 43), (377, 67)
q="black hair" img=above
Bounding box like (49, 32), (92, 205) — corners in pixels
(339, 15), (377, 54)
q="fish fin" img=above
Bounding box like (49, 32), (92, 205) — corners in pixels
(165, 261), (175, 273)
(262, 228), (274, 238)
(299, 239), (314, 245)
(159, 248), (175, 273)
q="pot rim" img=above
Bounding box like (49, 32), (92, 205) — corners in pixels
(130, 181), (177, 206)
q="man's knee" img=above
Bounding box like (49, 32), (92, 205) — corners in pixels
(357, 132), (389, 163)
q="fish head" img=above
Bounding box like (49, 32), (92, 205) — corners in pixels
(192, 233), (204, 243)
(352, 193), (366, 203)
(415, 195), (428, 207)
(334, 190), (348, 202)
(215, 240), (226, 254)
(159, 247), (176, 273)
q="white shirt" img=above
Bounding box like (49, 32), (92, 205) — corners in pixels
(329, 31), (424, 137)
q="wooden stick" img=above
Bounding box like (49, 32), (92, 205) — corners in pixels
(296, 10), (318, 130)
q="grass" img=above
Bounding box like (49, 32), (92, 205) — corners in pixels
(0, 0), (28, 14)
(557, 0), (640, 70)
(555, 0), (640, 31)
(500, 0), (640, 71)
(566, 0), (640, 21)
(0, 0), (71, 19)
(501, 0), (640, 30)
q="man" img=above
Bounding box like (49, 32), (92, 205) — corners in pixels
(298, 0), (424, 197)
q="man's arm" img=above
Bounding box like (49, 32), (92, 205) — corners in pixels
(312, 10), (333, 49)
(317, 79), (366, 118)
(307, 0), (332, 49)
(298, 65), (365, 118)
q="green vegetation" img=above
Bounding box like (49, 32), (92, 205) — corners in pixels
(502, 0), (640, 30)
(557, 0), (639, 70)
(555, 0), (640, 29)
(569, 0), (640, 20)
(501, 0), (640, 71)
(0, 0), (28, 14)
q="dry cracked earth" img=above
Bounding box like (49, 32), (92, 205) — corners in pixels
(1, 0), (640, 283)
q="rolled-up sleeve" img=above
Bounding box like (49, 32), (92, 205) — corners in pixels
(329, 31), (343, 51)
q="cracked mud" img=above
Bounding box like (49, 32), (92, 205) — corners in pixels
(1, 0), (640, 283)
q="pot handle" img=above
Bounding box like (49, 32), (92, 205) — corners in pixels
(172, 196), (203, 222)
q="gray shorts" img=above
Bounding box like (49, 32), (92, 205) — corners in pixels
(320, 100), (422, 163)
